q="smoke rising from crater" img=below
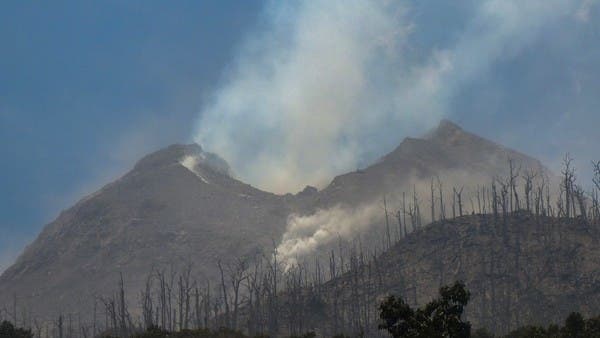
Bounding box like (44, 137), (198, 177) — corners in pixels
(194, 0), (581, 194)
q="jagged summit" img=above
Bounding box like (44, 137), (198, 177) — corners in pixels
(133, 143), (232, 177)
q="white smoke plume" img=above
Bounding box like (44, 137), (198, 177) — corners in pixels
(277, 204), (382, 268)
(193, 0), (586, 265)
(180, 155), (210, 184)
(276, 165), (556, 267)
(193, 0), (581, 194)
(194, 1), (436, 194)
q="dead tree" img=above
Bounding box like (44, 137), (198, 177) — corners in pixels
(455, 187), (464, 217)
(546, 183), (554, 217)
(203, 281), (211, 329)
(437, 178), (446, 221)
(562, 154), (576, 218)
(594, 161), (600, 190)
(156, 269), (168, 329)
(593, 161), (600, 223)
(117, 272), (132, 337)
(245, 257), (266, 335)
(193, 287), (201, 330)
(217, 260), (231, 328)
(140, 273), (154, 329)
(383, 196), (392, 249)
(92, 297), (97, 337)
(402, 192), (408, 236)
(33, 319), (42, 338)
(534, 173), (547, 217)
(477, 185), (482, 215)
(395, 209), (405, 239)
(508, 159), (521, 212)
(591, 188), (599, 224)
(177, 264), (193, 330)
(414, 186), (422, 227)
(431, 178), (436, 223)
(573, 184), (588, 223)
(58, 314), (64, 338)
(229, 257), (249, 330)
(523, 169), (537, 213)
(496, 177), (510, 241)
(492, 181), (499, 220)
(500, 180), (509, 218)
(100, 295), (117, 335)
(265, 244), (280, 335)
(452, 187), (457, 219)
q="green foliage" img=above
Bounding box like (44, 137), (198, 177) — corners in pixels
(562, 312), (585, 337)
(0, 321), (33, 338)
(496, 312), (600, 338)
(379, 281), (471, 338)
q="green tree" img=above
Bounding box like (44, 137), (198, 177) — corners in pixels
(379, 281), (471, 338)
(562, 312), (585, 338)
(0, 321), (33, 338)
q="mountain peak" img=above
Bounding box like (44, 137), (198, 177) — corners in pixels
(424, 119), (470, 144)
(133, 143), (203, 171)
(133, 143), (232, 177)
(437, 119), (463, 132)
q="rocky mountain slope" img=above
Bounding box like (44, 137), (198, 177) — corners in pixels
(315, 120), (547, 209)
(296, 213), (600, 336)
(0, 120), (550, 322)
(0, 144), (292, 320)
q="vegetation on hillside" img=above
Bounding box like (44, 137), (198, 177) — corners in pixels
(380, 282), (600, 338)
(0, 320), (33, 338)
(3, 157), (600, 337)
(379, 281), (471, 338)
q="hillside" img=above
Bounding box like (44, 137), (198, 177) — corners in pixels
(277, 213), (600, 337)
(0, 144), (292, 321)
(0, 121), (552, 324)
(313, 120), (547, 209)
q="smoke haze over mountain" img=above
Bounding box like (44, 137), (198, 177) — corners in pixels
(2, 0), (599, 280)
(194, 0), (587, 194)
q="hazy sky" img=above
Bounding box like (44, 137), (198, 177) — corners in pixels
(1, 0), (599, 271)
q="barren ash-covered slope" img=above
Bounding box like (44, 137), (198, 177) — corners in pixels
(304, 213), (600, 336)
(0, 120), (553, 321)
(0, 144), (293, 319)
(314, 119), (548, 208)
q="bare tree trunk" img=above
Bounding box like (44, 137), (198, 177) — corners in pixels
(402, 192), (408, 236)
(383, 196), (391, 249)
(508, 159), (521, 212)
(437, 178), (445, 221)
(58, 314), (64, 338)
(217, 260), (230, 328)
(562, 154), (574, 218)
(118, 272), (128, 337)
(229, 257), (248, 331)
(431, 178), (436, 222)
